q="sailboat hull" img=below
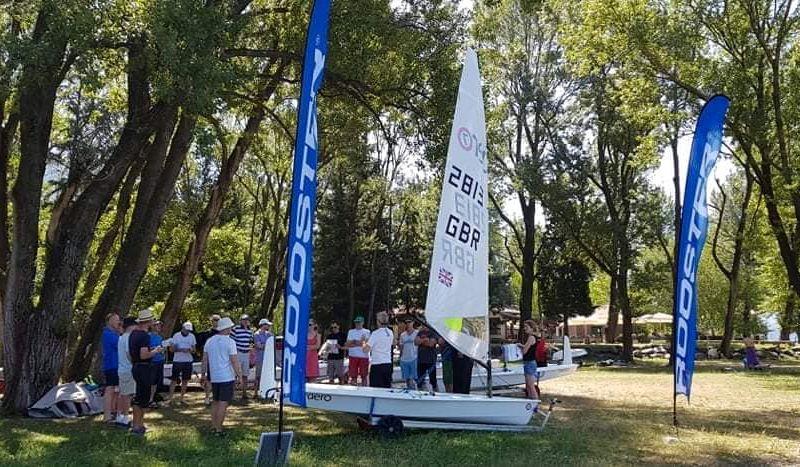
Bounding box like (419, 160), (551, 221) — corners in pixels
(300, 383), (537, 425)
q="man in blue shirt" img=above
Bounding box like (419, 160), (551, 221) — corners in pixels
(148, 320), (166, 407)
(101, 313), (121, 423)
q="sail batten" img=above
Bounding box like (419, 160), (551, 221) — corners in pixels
(425, 49), (489, 363)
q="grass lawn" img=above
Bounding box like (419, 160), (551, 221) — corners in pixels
(0, 361), (798, 466)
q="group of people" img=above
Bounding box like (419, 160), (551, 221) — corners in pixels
(99, 308), (546, 436)
(100, 310), (274, 436)
(314, 311), (476, 394)
(100, 308), (179, 435)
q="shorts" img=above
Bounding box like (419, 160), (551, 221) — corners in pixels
(369, 363), (392, 388)
(103, 369), (119, 387)
(400, 359), (417, 380)
(131, 363), (152, 407)
(237, 352), (250, 374)
(523, 360), (538, 376)
(119, 372), (135, 396)
(212, 381), (234, 402)
(327, 359), (345, 381)
(348, 357), (369, 382)
(151, 361), (165, 386)
(172, 362), (193, 382)
(442, 360), (453, 386)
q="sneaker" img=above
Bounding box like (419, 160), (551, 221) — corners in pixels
(115, 415), (130, 427)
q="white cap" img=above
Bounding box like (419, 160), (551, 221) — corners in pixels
(259, 318), (272, 326)
(182, 321), (193, 331)
(217, 317), (235, 331)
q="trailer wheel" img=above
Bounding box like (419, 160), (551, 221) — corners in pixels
(356, 417), (372, 431)
(376, 416), (404, 438)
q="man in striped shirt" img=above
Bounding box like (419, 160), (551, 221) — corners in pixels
(231, 314), (253, 399)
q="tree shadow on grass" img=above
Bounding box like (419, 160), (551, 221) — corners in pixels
(0, 386), (798, 466)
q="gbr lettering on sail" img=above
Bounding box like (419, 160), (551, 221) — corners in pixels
(441, 126), (487, 276)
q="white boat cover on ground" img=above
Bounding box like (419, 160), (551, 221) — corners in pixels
(425, 48), (490, 363)
(28, 382), (102, 418)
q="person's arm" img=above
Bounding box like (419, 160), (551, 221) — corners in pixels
(229, 340), (244, 383)
(137, 333), (162, 360)
(520, 336), (535, 354)
(362, 332), (375, 353)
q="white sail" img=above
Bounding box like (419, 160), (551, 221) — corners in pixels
(425, 48), (489, 362)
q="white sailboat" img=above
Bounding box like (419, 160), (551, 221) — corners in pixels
(298, 49), (555, 431)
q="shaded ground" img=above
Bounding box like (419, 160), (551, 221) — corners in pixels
(0, 361), (797, 466)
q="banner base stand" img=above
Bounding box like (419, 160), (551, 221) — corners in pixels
(255, 431), (293, 466)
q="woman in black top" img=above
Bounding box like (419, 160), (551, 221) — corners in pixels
(518, 320), (539, 399)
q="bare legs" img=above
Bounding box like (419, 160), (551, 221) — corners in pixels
(103, 386), (118, 421)
(132, 405), (146, 431)
(211, 401), (229, 432)
(524, 374), (541, 399)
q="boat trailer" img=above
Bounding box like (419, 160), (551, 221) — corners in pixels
(356, 398), (561, 438)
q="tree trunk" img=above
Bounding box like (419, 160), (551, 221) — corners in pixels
(605, 275), (618, 343)
(618, 247), (633, 362)
(518, 228), (536, 328)
(31, 59), (167, 400)
(160, 64), (285, 333)
(63, 111), (195, 381)
(2, 9), (68, 412)
(0, 108), (18, 367)
(73, 160), (142, 314)
(719, 173), (753, 357)
(780, 293), (796, 340)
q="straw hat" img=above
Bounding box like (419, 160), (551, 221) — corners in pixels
(216, 317), (235, 331)
(136, 308), (155, 323)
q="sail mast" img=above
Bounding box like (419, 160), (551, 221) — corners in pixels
(424, 48), (490, 369)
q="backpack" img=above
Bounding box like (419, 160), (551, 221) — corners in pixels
(534, 336), (548, 364)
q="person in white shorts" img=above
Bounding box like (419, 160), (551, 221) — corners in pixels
(116, 317), (137, 427)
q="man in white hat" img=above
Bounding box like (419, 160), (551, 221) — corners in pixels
(129, 308), (165, 436)
(197, 313), (221, 405)
(231, 314), (253, 399)
(253, 318), (273, 396)
(168, 321), (197, 403)
(201, 317), (243, 436)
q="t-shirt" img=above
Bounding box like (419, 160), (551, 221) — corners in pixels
(171, 332), (197, 363)
(325, 332), (347, 360)
(417, 329), (438, 365)
(204, 334), (238, 383)
(253, 331), (272, 360)
(129, 329), (152, 364)
(196, 328), (217, 352)
(366, 327), (394, 365)
(150, 333), (164, 363)
(117, 332), (132, 376)
(101, 327), (119, 371)
(231, 325), (253, 353)
(399, 330), (419, 362)
(441, 342), (454, 362)
(346, 328), (371, 358)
